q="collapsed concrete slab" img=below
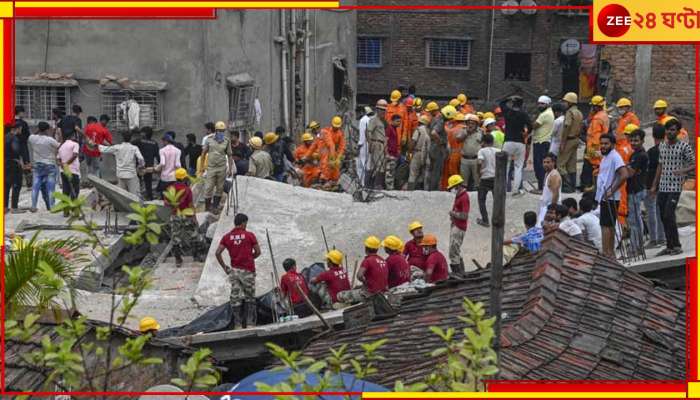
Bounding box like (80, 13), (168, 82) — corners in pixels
(193, 176), (539, 306)
(87, 174), (170, 221)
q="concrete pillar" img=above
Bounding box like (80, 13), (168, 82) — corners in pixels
(634, 45), (653, 122)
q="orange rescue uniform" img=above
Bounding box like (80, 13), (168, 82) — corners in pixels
(315, 127), (346, 182)
(386, 102), (409, 148)
(405, 110), (419, 151)
(459, 104), (475, 115)
(615, 136), (633, 224)
(294, 142), (320, 187)
(585, 110), (610, 173)
(440, 120), (466, 190)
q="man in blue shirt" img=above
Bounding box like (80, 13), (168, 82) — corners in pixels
(505, 211), (544, 253)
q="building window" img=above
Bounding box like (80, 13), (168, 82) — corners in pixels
(101, 89), (164, 132)
(15, 86), (70, 122)
(357, 37), (382, 68)
(556, 0), (592, 16)
(505, 53), (532, 81)
(426, 38), (471, 70)
(229, 85), (259, 129)
(333, 58), (350, 102)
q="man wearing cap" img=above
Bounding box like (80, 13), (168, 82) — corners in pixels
(294, 132), (320, 187)
(403, 98), (419, 153)
(457, 113), (482, 191)
(427, 105), (451, 191)
(366, 100), (388, 188)
(382, 235), (410, 288)
(357, 106), (374, 185)
(654, 99), (689, 143)
(532, 96), (555, 192)
(583, 95), (610, 192)
(420, 234), (448, 283)
(482, 117), (505, 149)
(165, 168), (207, 267)
(248, 136), (274, 179)
(315, 116), (346, 187)
(441, 112), (466, 191)
(337, 236), (388, 304)
(201, 121), (234, 213)
(311, 249), (351, 309)
(447, 174), (469, 276)
(457, 93), (475, 115)
(403, 221), (427, 279)
(386, 90), (408, 148)
(156, 132), (182, 199)
(558, 92), (583, 193)
(408, 113), (431, 190)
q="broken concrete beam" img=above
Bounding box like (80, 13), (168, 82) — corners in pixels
(76, 235), (128, 291)
(87, 174), (170, 221)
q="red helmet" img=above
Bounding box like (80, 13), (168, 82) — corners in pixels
(404, 97), (414, 107)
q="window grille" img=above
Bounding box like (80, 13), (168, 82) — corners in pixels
(357, 38), (382, 68)
(229, 85), (259, 130)
(100, 89), (164, 132)
(15, 86), (70, 121)
(426, 39), (471, 70)
(505, 53), (532, 81)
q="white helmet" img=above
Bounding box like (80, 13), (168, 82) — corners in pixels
(537, 95), (552, 105)
(482, 118), (496, 129)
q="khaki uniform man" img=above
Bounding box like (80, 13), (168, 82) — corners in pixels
(457, 113), (482, 190)
(201, 121), (234, 212)
(558, 93), (584, 192)
(366, 100), (388, 188)
(408, 114), (432, 190)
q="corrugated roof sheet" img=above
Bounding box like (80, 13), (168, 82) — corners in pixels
(303, 232), (686, 385)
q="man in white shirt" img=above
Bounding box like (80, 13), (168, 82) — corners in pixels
(476, 133), (500, 227)
(537, 153), (561, 226)
(596, 134), (629, 258)
(575, 196), (602, 251)
(554, 204), (583, 240)
(98, 130), (145, 195)
(549, 102), (566, 156)
(356, 106), (373, 186)
(531, 96), (555, 192)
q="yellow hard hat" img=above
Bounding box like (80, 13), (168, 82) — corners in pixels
(308, 120), (321, 130)
(441, 105), (457, 120)
(483, 112), (495, 120)
(562, 92), (578, 104)
(326, 249), (343, 265)
(654, 99), (668, 109)
(139, 317), (160, 333)
(364, 235), (381, 250)
(263, 132), (279, 145)
(447, 174), (464, 189)
(413, 97), (423, 108)
(457, 93), (467, 105)
(418, 114), (431, 125)
(175, 168), (188, 181)
(420, 234), (438, 246)
(249, 136), (263, 149)
(301, 132), (314, 142)
(331, 116), (343, 128)
(390, 90), (402, 102)
(454, 112), (467, 122)
(215, 121), (226, 130)
(623, 123), (640, 135)
(381, 235), (404, 252)
(425, 101), (439, 112)
(449, 98), (460, 108)
(590, 95), (605, 106)
(616, 98), (632, 108)
(661, 115), (678, 125)
(408, 221), (423, 232)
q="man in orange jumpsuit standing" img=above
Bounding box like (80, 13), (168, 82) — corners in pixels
(654, 99), (689, 142)
(386, 90), (409, 149)
(457, 93), (475, 115)
(441, 113), (467, 190)
(582, 95), (609, 192)
(404, 97), (419, 154)
(316, 116), (346, 187)
(614, 98), (640, 224)
(294, 132), (320, 187)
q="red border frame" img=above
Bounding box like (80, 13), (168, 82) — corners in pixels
(2, 1), (698, 397)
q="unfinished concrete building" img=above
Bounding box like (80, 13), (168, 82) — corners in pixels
(14, 9), (357, 140)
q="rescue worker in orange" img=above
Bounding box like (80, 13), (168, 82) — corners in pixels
(319, 116), (346, 184)
(614, 98), (639, 224)
(457, 93), (475, 115)
(294, 132), (320, 187)
(653, 99), (688, 142)
(404, 97), (419, 154)
(385, 90), (409, 150)
(583, 95), (610, 191)
(441, 113), (467, 190)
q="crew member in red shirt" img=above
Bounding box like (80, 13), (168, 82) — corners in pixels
(165, 168), (207, 267)
(384, 114), (401, 189)
(311, 249), (351, 309)
(447, 174), (469, 276)
(82, 115), (113, 177)
(382, 235), (410, 288)
(421, 234), (448, 283)
(215, 213), (261, 329)
(279, 258), (312, 317)
(403, 220), (427, 275)
(338, 236), (388, 304)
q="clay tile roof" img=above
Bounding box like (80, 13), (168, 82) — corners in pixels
(302, 231), (686, 385)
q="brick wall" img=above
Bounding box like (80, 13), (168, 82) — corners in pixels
(649, 46), (695, 115)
